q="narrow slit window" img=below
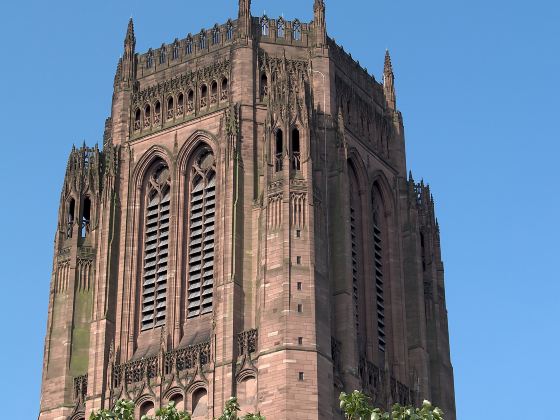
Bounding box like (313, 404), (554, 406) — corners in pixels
(141, 164), (171, 330)
(67, 198), (75, 239)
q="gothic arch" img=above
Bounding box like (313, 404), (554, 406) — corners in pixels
(132, 146), (173, 191)
(177, 131), (219, 175)
(370, 171), (396, 216)
(346, 149), (368, 195)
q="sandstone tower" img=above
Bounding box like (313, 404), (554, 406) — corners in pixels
(39, 2), (456, 419)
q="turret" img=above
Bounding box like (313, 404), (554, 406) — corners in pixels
(238, 0), (252, 39)
(383, 50), (396, 111)
(313, 0), (326, 47)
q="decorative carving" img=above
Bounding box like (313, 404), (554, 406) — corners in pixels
(237, 329), (258, 356)
(73, 374), (88, 407)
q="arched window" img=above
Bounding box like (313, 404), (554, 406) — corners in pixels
(187, 90), (194, 113)
(134, 108), (141, 131)
(226, 21), (234, 40)
(159, 46), (166, 64)
(348, 164), (366, 349)
(221, 78), (228, 101)
(291, 128), (301, 171)
(275, 129), (283, 172)
(261, 16), (269, 36)
(372, 186), (387, 352)
(199, 31), (206, 50)
(140, 401), (156, 418)
(154, 101), (161, 125)
(186, 36), (193, 55)
(172, 41), (180, 60)
(144, 104), (151, 128)
(261, 73), (268, 98)
(81, 197), (91, 239)
(67, 198), (75, 239)
(146, 50), (153, 68)
(187, 149), (216, 318)
(167, 96), (174, 120)
(200, 85), (208, 109)
(177, 93), (184, 116)
(192, 389), (208, 417)
(170, 394), (185, 412)
(293, 20), (302, 41)
(210, 81), (218, 105)
(212, 26), (220, 45)
(141, 164), (171, 330)
(277, 18), (285, 38)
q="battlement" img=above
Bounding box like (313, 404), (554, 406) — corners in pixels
(136, 19), (237, 79)
(254, 15), (313, 47)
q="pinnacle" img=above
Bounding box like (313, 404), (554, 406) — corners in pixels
(384, 49), (393, 74)
(125, 17), (135, 43)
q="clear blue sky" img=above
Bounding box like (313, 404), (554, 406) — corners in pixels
(0, 1), (558, 418)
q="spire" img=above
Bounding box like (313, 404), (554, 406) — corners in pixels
(124, 18), (136, 54)
(383, 49), (396, 111)
(314, 0), (326, 47)
(238, 0), (252, 38)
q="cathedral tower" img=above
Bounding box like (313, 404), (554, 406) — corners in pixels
(39, 2), (455, 419)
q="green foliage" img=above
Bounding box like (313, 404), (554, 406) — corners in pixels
(216, 397), (265, 420)
(90, 397), (265, 420)
(142, 401), (192, 420)
(340, 391), (444, 420)
(89, 400), (135, 420)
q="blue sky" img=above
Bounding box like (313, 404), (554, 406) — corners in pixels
(0, 0), (558, 418)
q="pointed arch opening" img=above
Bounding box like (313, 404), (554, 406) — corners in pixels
(81, 197), (91, 239)
(371, 183), (388, 353)
(275, 129), (283, 172)
(210, 81), (218, 105)
(141, 162), (171, 331)
(154, 101), (161, 124)
(200, 85), (208, 109)
(167, 96), (175, 120)
(221, 78), (229, 101)
(260, 73), (268, 99)
(291, 128), (301, 171)
(261, 16), (269, 36)
(186, 147), (216, 318)
(134, 108), (141, 131)
(67, 198), (75, 239)
(187, 90), (194, 113)
(177, 93), (184, 116)
(293, 21), (302, 41)
(277, 18), (285, 38)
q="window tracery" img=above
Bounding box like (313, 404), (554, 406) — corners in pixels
(261, 16), (269, 36)
(146, 49), (153, 68)
(199, 31), (206, 50)
(293, 20), (302, 41)
(277, 18), (285, 38)
(185, 37), (193, 55)
(159, 46), (166, 64)
(141, 164), (171, 330)
(187, 149), (216, 318)
(172, 41), (179, 60)
(212, 26), (220, 45)
(226, 21), (234, 40)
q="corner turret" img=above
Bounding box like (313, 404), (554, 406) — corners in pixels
(313, 0), (326, 47)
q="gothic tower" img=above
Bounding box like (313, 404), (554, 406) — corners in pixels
(39, 2), (455, 419)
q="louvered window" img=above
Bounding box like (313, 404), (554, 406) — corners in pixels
(348, 167), (363, 345)
(350, 206), (360, 335)
(141, 165), (171, 330)
(187, 150), (216, 318)
(373, 211), (386, 352)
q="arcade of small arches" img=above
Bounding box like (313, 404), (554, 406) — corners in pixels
(133, 78), (229, 133)
(260, 15), (302, 41)
(272, 127), (302, 173)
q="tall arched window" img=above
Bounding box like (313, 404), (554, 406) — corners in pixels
(348, 164), (365, 349)
(187, 90), (194, 113)
(159, 46), (166, 64)
(144, 105), (151, 128)
(275, 129), (283, 172)
(154, 101), (161, 125)
(177, 93), (184, 116)
(141, 164), (171, 330)
(221, 78), (228, 101)
(186, 37), (193, 55)
(167, 96), (174, 120)
(261, 16), (269, 36)
(293, 20), (302, 41)
(187, 148), (216, 318)
(371, 185), (386, 352)
(172, 41), (179, 60)
(210, 81), (218, 105)
(146, 50), (153, 68)
(134, 108), (141, 131)
(291, 128), (301, 171)
(200, 85), (208, 109)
